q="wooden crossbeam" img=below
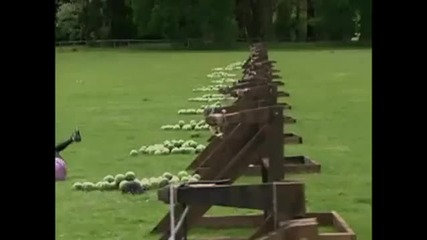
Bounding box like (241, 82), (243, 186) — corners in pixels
(240, 75), (272, 82)
(205, 106), (283, 126)
(277, 91), (289, 97)
(193, 160), (321, 176)
(193, 124), (250, 176)
(221, 81), (284, 95)
(156, 182), (306, 240)
(283, 133), (303, 144)
(249, 215), (275, 240)
(284, 116), (296, 124)
(231, 88), (288, 98)
(157, 182), (305, 214)
(278, 102), (292, 110)
(191, 212), (356, 240)
(252, 60), (277, 66)
(243, 67), (279, 75)
(231, 85), (279, 98)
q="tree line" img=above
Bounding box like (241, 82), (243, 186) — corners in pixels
(55, 0), (371, 47)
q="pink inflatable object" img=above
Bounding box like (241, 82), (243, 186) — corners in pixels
(55, 157), (67, 181)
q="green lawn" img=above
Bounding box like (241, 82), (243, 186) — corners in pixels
(55, 48), (372, 240)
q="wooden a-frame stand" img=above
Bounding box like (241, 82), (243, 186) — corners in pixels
(151, 43), (355, 240)
(186, 43), (320, 176)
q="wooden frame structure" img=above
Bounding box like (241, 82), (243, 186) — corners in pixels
(186, 42), (320, 176)
(151, 43), (355, 240)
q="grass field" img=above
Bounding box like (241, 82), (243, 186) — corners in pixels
(55, 48), (372, 240)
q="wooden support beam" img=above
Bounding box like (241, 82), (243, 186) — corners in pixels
(206, 106), (283, 126)
(271, 74), (282, 80)
(231, 85), (277, 98)
(284, 116), (296, 124)
(231, 87), (286, 100)
(192, 156), (321, 176)
(220, 83), (284, 96)
(244, 66), (279, 74)
(248, 215), (275, 240)
(277, 91), (289, 97)
(208, 105), (293, 118)
(280, 218), (320, 240)
(284, 133), (303, 145)
(192, 212), (355, 240)
(193, 123), (251, 177)
(212, 126), (267, 180)
(187, 136), (222, 170)
(253, 60), (277, 66)
(257, 156), (320, 172)
(157, 182), (305, 214)
(231, 81), (284, 90)
(278, 102), (292, 110)
(241, 75), (272, 82)
(192, 154), (306, 171)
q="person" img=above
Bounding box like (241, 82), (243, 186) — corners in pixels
(55, 129), (82, 181)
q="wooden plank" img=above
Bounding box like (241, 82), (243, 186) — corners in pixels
(245, 162), (321, 175)
(248, 215), (274, 240)
(206, 106), (283, 126)
(231, 85), (280, 99)
(214, 126), (267, 179)
(278, 103), (292, 110)
(305, 212), (333, 225)
(186, 136), (222, 170)
(158, 183), (305, 213)
(283, 218), (320, 240)
(193, 156), (322, 175)
(305, 212), (356, 240)
(331, 211), (356, 235)
(277, 91), (289, 97)
(283, 155), (309, 164)
(284, 116), (296, 124)
(196, 212), (356, 237)
(283, 133), (303, 144)
(193, 123), (248, 174)
(265, 109), (285, 181)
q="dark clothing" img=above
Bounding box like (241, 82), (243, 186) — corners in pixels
(55, 138), (73, 158)
(55, 138), (73, 152)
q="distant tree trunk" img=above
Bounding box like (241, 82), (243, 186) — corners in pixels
(106, 0), (135, 39)
(234, 0), (247, 40)
(261, 0), (275, 41)
(307, 0), (315, 41)
(275, 0), (293, 41)
(296, 0), (307, 41)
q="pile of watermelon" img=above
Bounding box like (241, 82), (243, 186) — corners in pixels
(160, 120), (209, 131)
(129, 139), (206, 156)
(72, 170), (201, 194)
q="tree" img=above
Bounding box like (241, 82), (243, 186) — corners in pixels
(104, 0), (136, 39)
(313, 0), (355, 41)
(129, 0), (156, 38)
(56, 1), (82, 41)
